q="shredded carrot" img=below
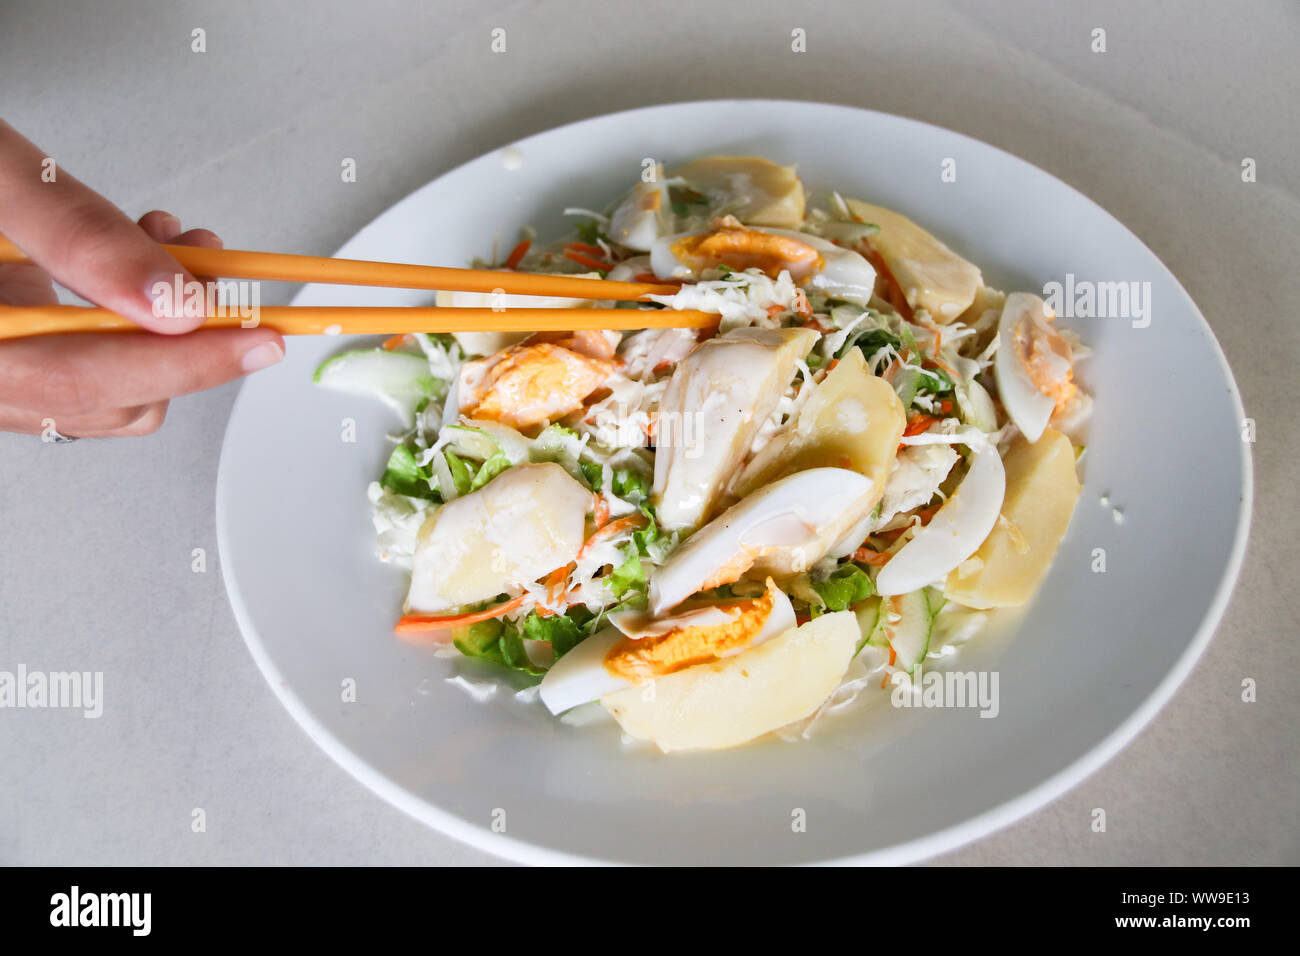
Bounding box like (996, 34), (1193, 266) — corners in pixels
(396, 592), (529, 634)
(504, 239), (531, 270)
(875, 525), (903, 543)
(881, 643), (898, 688)
(827, 358), (840, 371)
(593, 494), (610, 528)
(904, 414), (939, 437)
(882, 357), (901, 382)
(851, 546), (891, 566)
(915, 504), (940, 526)
(766, 304), (786, 318)
(577, 512), (646, 559)
(536, 564), (574, 618)
(938, 399), (954, 414)
(381, 333), (413, 351)
(793, 288), (813, 318)
(565, 242), (606, 257)
(923, 355), (960, 379)
(564, 250), (611, 272)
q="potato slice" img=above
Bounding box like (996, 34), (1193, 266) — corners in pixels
(733, 347), (905, 505)
(845, 199), (982, 323)
(670, 156), (806, 228)
(406, 462), (591, 613)
(601, 611), (858, 752)
(945, 429), (1081, 607)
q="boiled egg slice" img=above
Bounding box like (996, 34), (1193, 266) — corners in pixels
(649, 467), (877, 615)
(874, 437), (1006, 596)
(758, 227), (877, 306)
(994, 292), (1077, 443)
(649, 223), (875, 306)
(607, 175), (671, 252)
(652, 326), (817, 531)
(538, 581), (794, 715)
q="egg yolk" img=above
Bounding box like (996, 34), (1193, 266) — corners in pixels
(460, 342), (614, 429)
(670, 222), (822, 279)
(1014, 313), (1076, 412)
(603, 587), (777, 681)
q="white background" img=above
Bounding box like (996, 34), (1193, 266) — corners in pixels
(0, 0), (1296, 864)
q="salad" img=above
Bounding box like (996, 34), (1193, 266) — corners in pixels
(315, 155), (1088, 753)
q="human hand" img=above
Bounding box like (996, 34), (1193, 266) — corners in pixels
(0, 119), (284, 437)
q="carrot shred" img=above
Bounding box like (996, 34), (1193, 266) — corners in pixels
(565, 242), (606, 257)
(564, 250), (611, 272)
(536, 564), (574, 618)
(504, 239), (531, 270)
(381, 333), (413, 351)
(593, 494), (610, 529)
(851, 546), (891, 566)
(904, 414), (939, 437)
(915, 504), (940, 526)
(881, 643), (898, 688)
(396, 592), (528, 633)
(923, 355), (960, 379)
(577, 512), (646, 559)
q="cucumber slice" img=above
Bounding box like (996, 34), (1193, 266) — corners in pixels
(852, 596), (882, 657)
(885, 589), (934, 673)
(440, 425), (502, 462)
(313, 349), (440, 424)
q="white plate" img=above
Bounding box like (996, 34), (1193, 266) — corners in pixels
(217, 100), (1251, 865)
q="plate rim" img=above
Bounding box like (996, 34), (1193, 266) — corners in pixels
(216, 97), (1254, 866)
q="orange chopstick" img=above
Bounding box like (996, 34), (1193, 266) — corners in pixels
(0, 236), (679, 300)
(0, 304), (714, 339)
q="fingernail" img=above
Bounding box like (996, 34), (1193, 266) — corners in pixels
(156, 213), (182, 240)
(241, 341), (284, 373)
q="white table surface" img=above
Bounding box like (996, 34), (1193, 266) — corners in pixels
(1, 0), (1296, 866)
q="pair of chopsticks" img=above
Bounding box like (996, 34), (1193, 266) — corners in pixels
(0, 235), (712, 339)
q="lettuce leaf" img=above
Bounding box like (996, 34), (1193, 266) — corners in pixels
(453, 617), (544, 677)
(607, 543), (645, 598)
(810, 562), (876, 614)
(444, 450), (474, 496)
(380, 444), (439, 500)
(520, 611), (585, 660)
(470, 451), (512, 491)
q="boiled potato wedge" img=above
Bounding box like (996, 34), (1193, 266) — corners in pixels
(671, 156), (806, 228)
(406, 463), (591, 613)
(845, 199), (982, 323)
(945, 428), (1081, 607)
(600, 611), (858, 752)
(733, 347), (905, 506)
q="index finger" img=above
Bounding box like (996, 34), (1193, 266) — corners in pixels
(0, 119), (204, 334)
